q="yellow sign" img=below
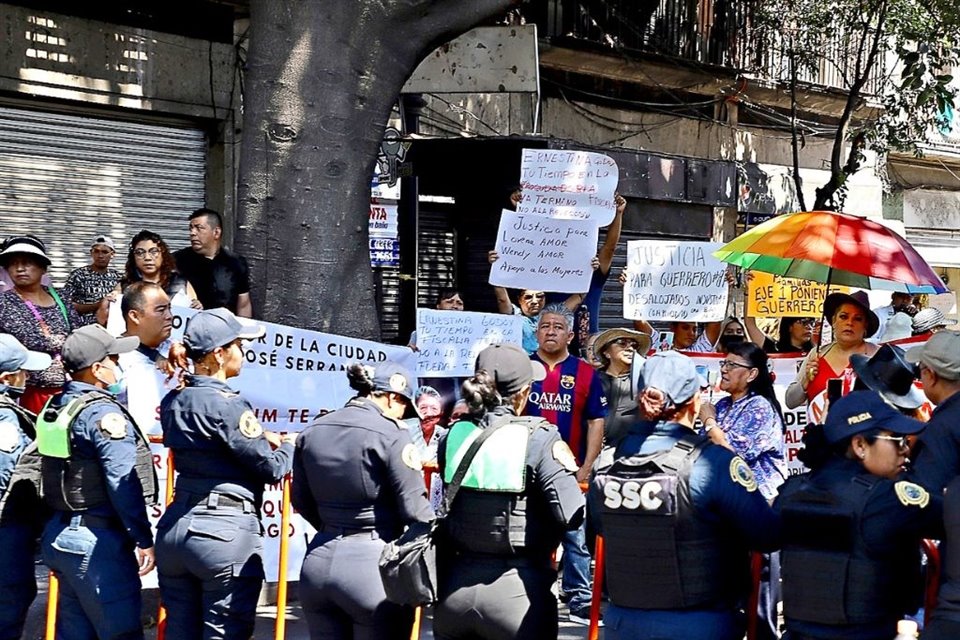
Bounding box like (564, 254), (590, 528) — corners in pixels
(747, 272), (849, 318)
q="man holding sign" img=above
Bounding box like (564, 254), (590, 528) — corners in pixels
(524, 303), (606, 625)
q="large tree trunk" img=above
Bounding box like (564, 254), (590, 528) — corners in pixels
(236, 0), (516, 338)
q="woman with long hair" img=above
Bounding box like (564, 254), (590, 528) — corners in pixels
(123, 230), (201, 308)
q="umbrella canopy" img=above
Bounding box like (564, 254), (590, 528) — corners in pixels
(714, 211), (949, 294)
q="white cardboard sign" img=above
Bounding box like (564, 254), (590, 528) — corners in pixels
(623, 240), (728, 321)
(489, 210), (598, 293)
(416, 309), (523, 377)
(517, 148), (618, 226)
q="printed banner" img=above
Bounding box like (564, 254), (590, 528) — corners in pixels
(517, 148), (618, 226)
(489, 210), (598, 293)
(623, 241), (728, 321)
(416, 309), (523, 377)
(747, 272), (848, 318)
(127, 307), (418, 584)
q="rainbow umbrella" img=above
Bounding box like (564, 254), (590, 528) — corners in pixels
(714, 210), (948, 294)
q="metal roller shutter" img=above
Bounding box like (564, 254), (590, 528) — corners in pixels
(0, 105), (205, 286)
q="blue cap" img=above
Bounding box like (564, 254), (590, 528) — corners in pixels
(638, 351), (707, 405)
(0, 334), (51, 373)
(366, 361), (421, 419)
(183, 308), (265, 355)
(823, 390), (925, 444)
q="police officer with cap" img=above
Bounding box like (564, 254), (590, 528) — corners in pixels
(433, 343), (585, 640)
(775, 390), (942, 640)
(38, 324), (158, 639)
(590, 350), (779, 640)
(0, 334), (50, 638)
(293, 360), (432, 639)
(155, 308), (294, 639)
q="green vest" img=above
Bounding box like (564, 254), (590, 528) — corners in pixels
(443, 419), (530, 492)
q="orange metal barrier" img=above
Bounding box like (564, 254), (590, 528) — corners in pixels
(275, 474), (293, 640)
(746, 552), (763, 640)
(587, 535), (606, 640)
(408, 466), (433, 640)
(150, 436), (176, 640)
(923, 539), (941, 621)
(44, 572), (58, 640)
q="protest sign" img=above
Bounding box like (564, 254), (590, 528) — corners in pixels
(489, 210), (598, 293)
(517, 148), (619, 226)
(126, 307), (419, 583)
(416, 309), (523, 377)
(623, 240), (728, 321)
(747, 273), (848, 317)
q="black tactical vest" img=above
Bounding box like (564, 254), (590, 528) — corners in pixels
(780, 472), (921, 625)
(593, 432), (749, 609)
(41, 394), (158, 512)
(443, 415), (555, 558)
(0, 397), (45, 528)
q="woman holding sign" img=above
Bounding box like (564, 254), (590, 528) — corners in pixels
(784, 292), (879, 409)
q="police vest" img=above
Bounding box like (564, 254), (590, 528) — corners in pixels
(780, 472), (921, 626)
(593, 433), (747, 609)
(442, 415), (551, 557)
(0, 396), (45, 527)
(37, 393), (158, 512)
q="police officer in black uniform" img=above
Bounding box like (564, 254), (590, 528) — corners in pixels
(590, 350), (780, 640)
(775, 390), (942, 640)
(292, 361), (432, 640)
(0, 334), (50, 639)
(38, 324), (158, 640)
(433, 343), (586, 640)
(155, 308), (295, 640)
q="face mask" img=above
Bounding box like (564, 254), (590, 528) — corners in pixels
(718, 334), (745, 349)
(97, 363), (126, 395)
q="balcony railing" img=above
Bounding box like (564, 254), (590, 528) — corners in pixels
(526, 0), (884, 95)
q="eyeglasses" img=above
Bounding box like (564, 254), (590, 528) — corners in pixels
(133, 247), (161, 258)
(521, 293), (545, 301)
(718, 360), (754, 371)
(612, 338), (639, 349)
(794, 319), (816, 327)
(873, 435), (910, 449)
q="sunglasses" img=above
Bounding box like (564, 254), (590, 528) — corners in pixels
(611, 338), (639, 349)
(873, 435), (910, 449)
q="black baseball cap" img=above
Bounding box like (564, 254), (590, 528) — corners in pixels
(474, 343), (546, 396)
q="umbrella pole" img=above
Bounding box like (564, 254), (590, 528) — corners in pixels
(818, 268), (833, 355)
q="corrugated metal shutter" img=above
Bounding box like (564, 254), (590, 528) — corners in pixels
(0, 105), (205, 286)
(417, 209), (456, 307)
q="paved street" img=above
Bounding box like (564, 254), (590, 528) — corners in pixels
(23, 565), (602, 639)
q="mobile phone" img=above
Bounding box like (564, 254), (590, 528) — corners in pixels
(827, 378), (843, 405)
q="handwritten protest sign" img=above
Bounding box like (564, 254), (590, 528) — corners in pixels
(747, 272), (848, 317)
(489, 210), (598, 293)
(623, 240), (728, 321)
(416, 309), (523, 377)
(517, 148), (618, 226)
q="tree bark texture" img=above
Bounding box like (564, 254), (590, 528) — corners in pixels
(237, 0), (517, 338)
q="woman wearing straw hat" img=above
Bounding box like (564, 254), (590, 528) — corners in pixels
(594, 327), (651, 445)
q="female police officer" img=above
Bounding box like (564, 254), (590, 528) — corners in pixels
(590, 350), (780, 640)
(433, 343), (586, 640)
(155, 308), (295, 639)
(775, 390), (942, 640)
(292, 361), (433, 640)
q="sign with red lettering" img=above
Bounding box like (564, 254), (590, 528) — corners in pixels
(517, 148), (619, 226)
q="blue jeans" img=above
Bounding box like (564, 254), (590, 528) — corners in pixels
(0, 524), (37, 640)
(561, 521), (592, 611)
(605, 604), (743, 640)
(41, 516), (143, 640)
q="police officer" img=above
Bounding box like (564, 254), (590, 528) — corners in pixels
(292, 361), (432, 640)
(38, 324), (158, 640)
(0, 334), (50, 639)
(775, 390), (942, 640)
(155, 308), (295, 640)
(590, 351), (780, 640)
(433, 343), (586, 640)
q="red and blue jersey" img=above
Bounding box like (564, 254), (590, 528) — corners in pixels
(525, 353), (607, 461)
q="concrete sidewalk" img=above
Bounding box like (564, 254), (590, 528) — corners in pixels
(24, 565), (603, 639)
